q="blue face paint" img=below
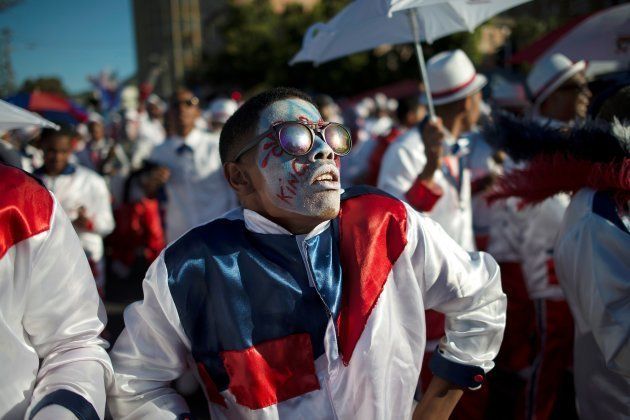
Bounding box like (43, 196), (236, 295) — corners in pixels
(256, 98), (341, 219)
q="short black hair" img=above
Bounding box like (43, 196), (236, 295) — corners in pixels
(39, 125), (75, 144)
(220, 87), (314, 163)
(396, 95), (421, 123)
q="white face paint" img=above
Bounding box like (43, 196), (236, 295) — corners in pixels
(255, 98), (341, 219)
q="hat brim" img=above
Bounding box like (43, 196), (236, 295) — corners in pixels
(421, 74), (488, 106)
(534, 60), (586, 106)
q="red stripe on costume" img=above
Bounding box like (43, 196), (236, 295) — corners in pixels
(405, 178), (443, 212)
(196, 362), (227, 408)
(337, 193), (408, 365)
(546, 259), (559, 285)
(0, 165), (53, 258)
(221, 333), (320, 409)
(431, 74), (477, 99)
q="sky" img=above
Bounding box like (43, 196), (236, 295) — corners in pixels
(0, 0), (136, 94)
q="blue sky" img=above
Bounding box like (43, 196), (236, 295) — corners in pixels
(0, 0), (135, 93)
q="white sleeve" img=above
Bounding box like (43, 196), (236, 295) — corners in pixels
(406, 204), (506, 384)
(89, 175), (115, 237)
(377, 133), (425, 200)
(24, 196), (113, 420)
(515, 199), (564, 299)
(108, 254), (192, 419)
(555, 214), (630, 377)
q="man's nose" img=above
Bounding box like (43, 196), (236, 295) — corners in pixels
(308, 135), (334, 162)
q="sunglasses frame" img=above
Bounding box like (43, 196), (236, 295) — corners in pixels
(231, 120), (352, 162)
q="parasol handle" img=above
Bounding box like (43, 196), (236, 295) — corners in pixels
(407, 9), (436, 119)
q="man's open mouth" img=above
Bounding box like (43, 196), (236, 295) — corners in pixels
(309, 165), (340, 187)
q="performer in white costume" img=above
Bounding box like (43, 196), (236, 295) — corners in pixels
(108, 88), (506, 420)
(0, 163), (113, 419)
(486, 108), (629, 419)
(34, 128), (115, 294)
(378, 50), (486, 252)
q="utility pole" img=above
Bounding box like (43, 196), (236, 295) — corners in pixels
(0, 27), (15, 96)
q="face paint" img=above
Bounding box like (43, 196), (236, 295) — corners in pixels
(255, 98), (341, 219)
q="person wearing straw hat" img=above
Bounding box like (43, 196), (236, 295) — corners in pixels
(527, 53), (591, 125)
(379, 49), (485, 252)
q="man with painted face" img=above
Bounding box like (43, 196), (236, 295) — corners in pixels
(108, 87), (506, 420)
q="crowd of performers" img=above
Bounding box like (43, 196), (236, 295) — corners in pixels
(1, 50), (628, 420)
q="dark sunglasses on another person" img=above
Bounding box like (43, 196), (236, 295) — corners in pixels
(232, 120), (352, 162)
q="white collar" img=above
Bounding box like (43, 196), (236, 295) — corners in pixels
(171, 128), (203, 147)
(243, 208), (331, 239)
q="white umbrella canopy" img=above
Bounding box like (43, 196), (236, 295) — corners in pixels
(540, 3), (630, 71)
(291, 0), (530, 65)
(0, 99), (60, 132)
(290, 0), (531, 117)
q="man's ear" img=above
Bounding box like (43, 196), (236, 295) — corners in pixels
(223, 162), (255, 195)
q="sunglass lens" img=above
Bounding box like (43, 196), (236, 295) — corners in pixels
(278, 123), (312, 156)
(324, 124), (352, 156)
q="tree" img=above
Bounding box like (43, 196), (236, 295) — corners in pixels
(197, 0), (484, 97)
(19, 76), (68, 96)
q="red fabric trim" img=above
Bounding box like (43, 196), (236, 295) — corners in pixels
(365, 127), (402, 186)
(197, 362), (227, 408)
(546, 259), (559, 286)
(405, 178), (443, 212)
(221, 333), (320, 409)
(486, 155), (630, 208)
(84, 219), (94, 232)
(425, 309), (446, 341)
(475, 234), (489, 252)
(494, 261), (536, 372)
(0, 165), (53, 258)
(337, 193), (408, 365)
(431, 73), (477, 99)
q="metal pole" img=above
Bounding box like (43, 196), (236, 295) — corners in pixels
(407, 8), (435, 119)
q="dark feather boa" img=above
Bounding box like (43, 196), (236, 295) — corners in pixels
(482, 112), (630, 162)
(482, 114), (630, 206)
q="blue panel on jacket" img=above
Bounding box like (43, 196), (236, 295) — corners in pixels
(164, 217), (342, 392)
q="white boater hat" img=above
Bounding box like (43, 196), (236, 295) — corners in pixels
(421, 49), (488, 106)
(209, 98), (239, 124)
(526, 53), (586, 107)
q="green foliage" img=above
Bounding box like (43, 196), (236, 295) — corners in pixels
(197, 0), (487, 97)
(19, 76), (68, 96)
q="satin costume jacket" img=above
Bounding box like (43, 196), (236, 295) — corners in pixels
(554, 188), (630, 419)
(108, 187), (506, 419)
(0, 165), (113, 419)
(488, 192), (570, 301)
(378, 127), (475, 251)
(34, 164), (115, 269)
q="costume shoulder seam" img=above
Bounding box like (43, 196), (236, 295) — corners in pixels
(0, 165), (54, 258)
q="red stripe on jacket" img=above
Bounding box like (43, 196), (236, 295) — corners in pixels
(0, 164), (53, 258)
(337, 191), (408, 365)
